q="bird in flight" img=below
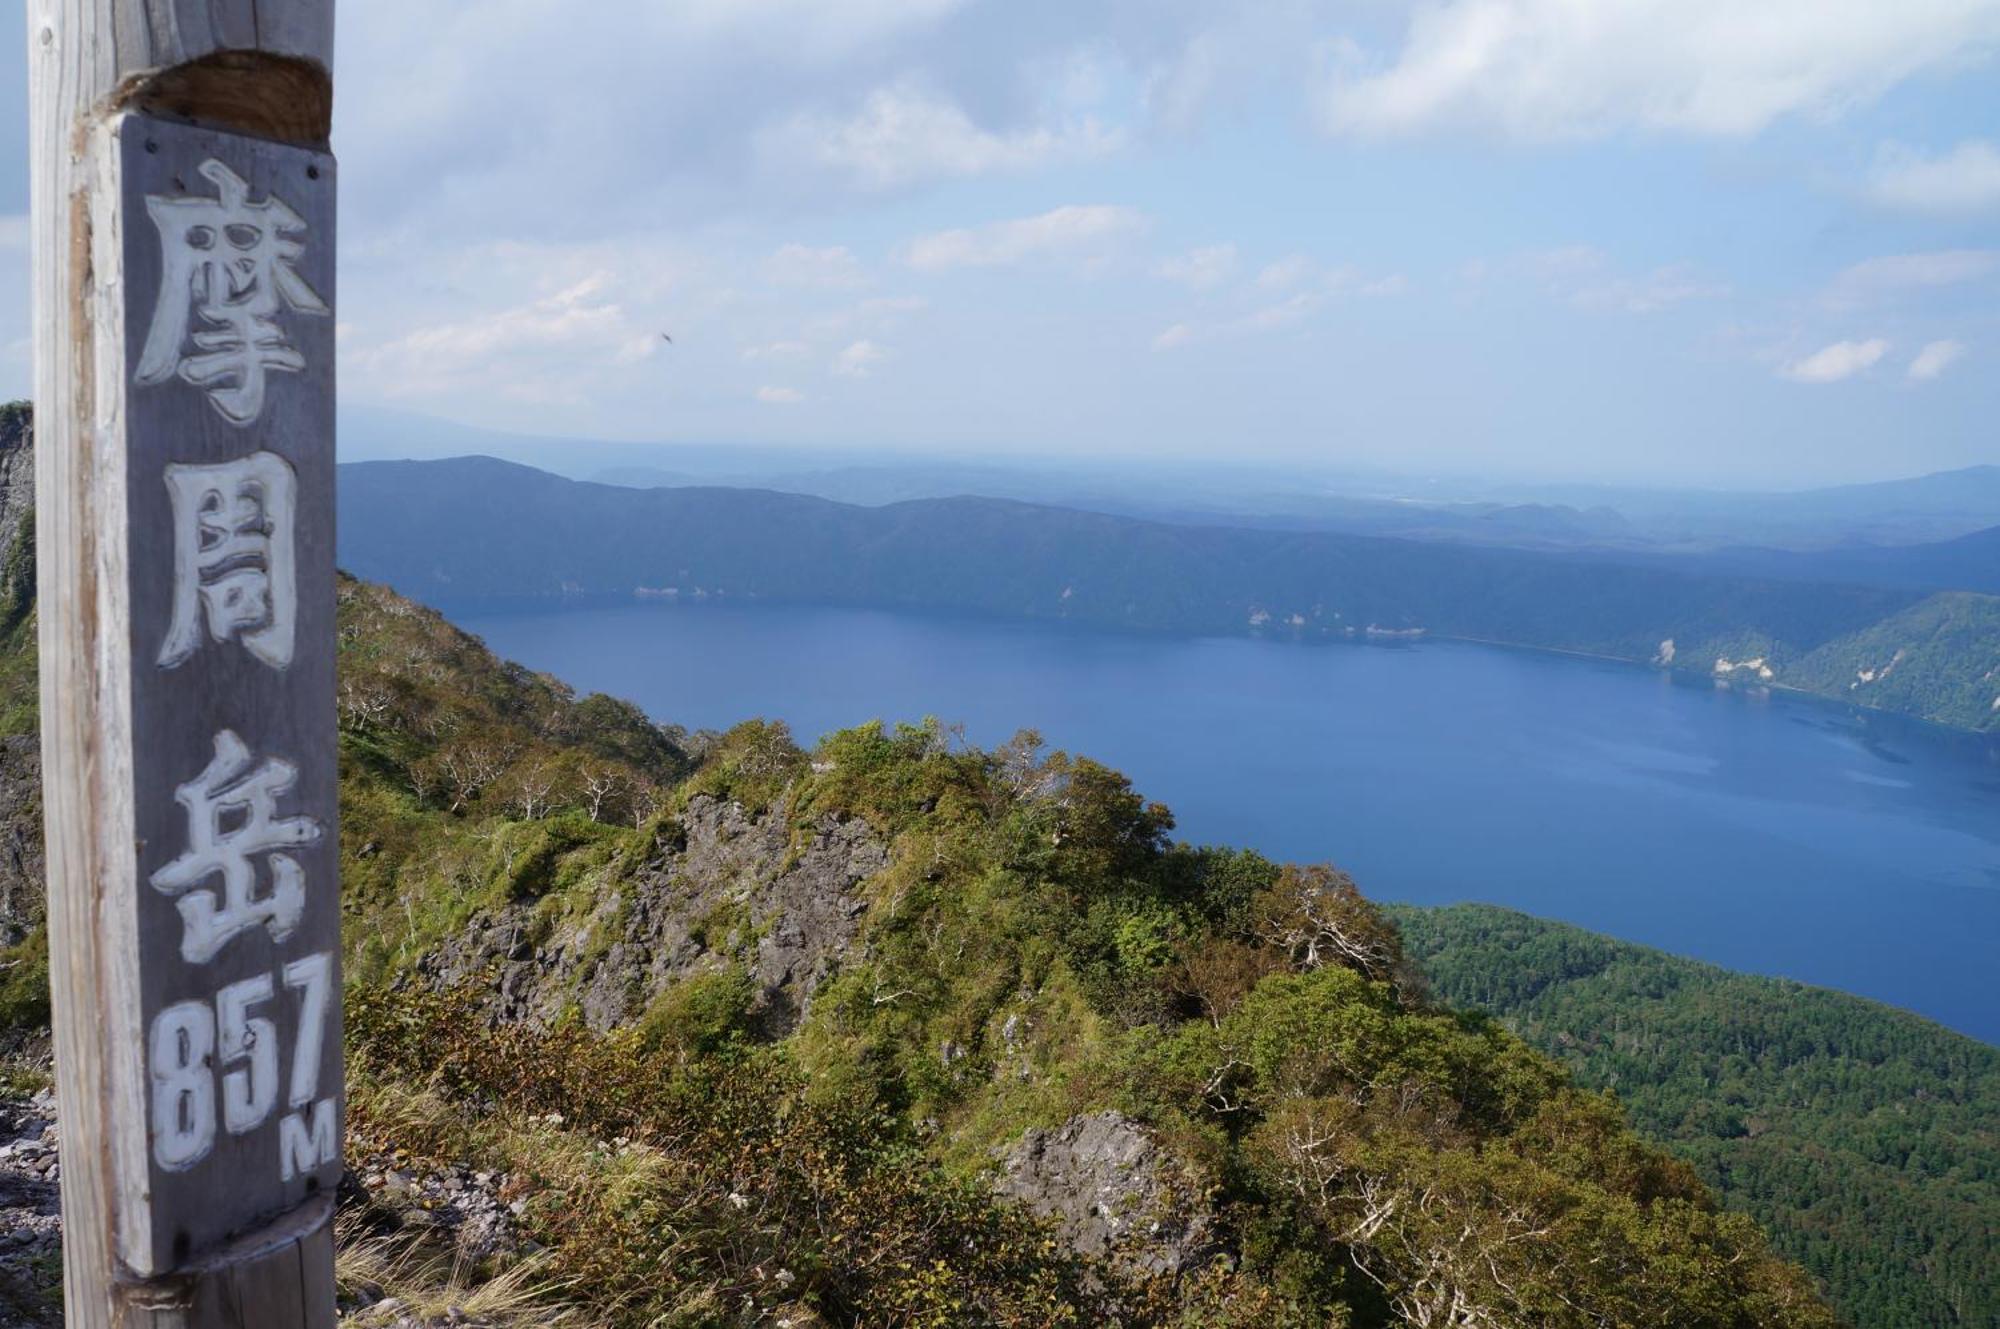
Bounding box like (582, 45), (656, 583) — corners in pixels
(660, 332), (674, 344)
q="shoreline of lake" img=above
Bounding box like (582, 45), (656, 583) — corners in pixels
(432, 589), (2000, 746)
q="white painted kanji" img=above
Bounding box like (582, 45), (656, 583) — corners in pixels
(150, 730), (323, 964)
(159, 450), (298, 671)
(136, 158), (328, 426)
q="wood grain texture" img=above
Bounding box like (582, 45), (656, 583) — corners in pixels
(31, 6), (141, 1323)
(27, 2), (335, 1325)
(45, 0), (332, 83)
(114, 1196), (334, 1329)
(126, 52), (333, 146)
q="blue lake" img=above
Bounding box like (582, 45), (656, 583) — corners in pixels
(454, 601), (2000, 1044)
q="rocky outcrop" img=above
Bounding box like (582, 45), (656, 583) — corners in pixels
(419, 794), (888, 1034)
(0, 1085), (60, 1326)
(995, 1112), (1223, 1282)
(0, 408), (39, 945)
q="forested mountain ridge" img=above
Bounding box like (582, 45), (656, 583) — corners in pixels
(1395, 904), (1999, 1329)
(343, 406), (2000, 552)
(336, 455), (2000, 733)
(0, 410), (1849, 1327)
(1638, 523), (2000, 597)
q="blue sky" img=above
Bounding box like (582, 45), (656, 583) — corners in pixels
(2, 0), (1998, 485)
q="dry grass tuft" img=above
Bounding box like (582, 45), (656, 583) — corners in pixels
(334, 1210), (601, 1327)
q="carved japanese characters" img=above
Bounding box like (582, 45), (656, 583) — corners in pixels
(113, 116), (342, 1263)
(136, 158), (328, 426)
(159, 451), (299, 670)
(149, 730), (321, 964)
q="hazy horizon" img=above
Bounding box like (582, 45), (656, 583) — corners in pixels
(340, 402), (1993, 497)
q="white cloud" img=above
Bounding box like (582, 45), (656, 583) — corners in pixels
(1135, 10), (1339, 133)
(349, 275), (661, 404)
(759, 81), (1120, 190)
(1908, 339), (1967, 380)
(764, 243), (867, 289)
(904, 205), (1148, 272)
(1256, 255), (1320, 291)
(833, 339), (888, 377)
(1516, 247), (1725, 312)
(1825, 250), (2000, 306)
(743, 339), (811, 360)
(757, 385), (806, 404)
(1156, 253), (1405, 349)
(1253, 255), (1408, 299)
(1866, 140), (2000, 215)
(1782, 338), (1890, 383)
(1233, 294), (1318, 335)
(336, 0), (978, 235)
(1315, 0), (2000, 140)
(856, 296), (928, 318)
(1144, 30), (1229, 133)
(1151, 294), (1323, 349)
(1572, 264), (1728, 313)
(645, 0), (968, 56)
(794, 295), (929, 348)
(1157, 244), (1238, 290)
(1524, 247), (1606, 281)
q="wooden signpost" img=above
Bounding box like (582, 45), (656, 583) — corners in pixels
(27, 2), (341, 1324)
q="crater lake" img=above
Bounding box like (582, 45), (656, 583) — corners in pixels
(455, 600), (2000, 1043)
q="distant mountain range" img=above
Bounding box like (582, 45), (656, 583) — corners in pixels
(340, 406), (2000, 553)
(1684, 523), (2000, 595)
(337, 455), (2000, 733)
(1477, 465), (2000, 551)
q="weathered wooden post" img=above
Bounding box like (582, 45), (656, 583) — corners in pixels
(27, 2), (341, 1325)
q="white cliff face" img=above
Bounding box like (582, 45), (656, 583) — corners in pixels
(1714, 656), (1776, 682)
(1853, 648), (1907, 688)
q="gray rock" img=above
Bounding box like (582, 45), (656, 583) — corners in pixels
(418, 794), (888, 1035)
(0, 1082), (63, 1326)
(995, 1111), (1224, 1282)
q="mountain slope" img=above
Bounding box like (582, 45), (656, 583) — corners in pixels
(1689, 525), (2000, 596)
(336, 455), (2000, 732)
(1394, 904), (2000, 1329)
(1788, 591), (2000, 729)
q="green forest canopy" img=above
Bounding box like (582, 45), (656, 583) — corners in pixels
(1394, 903), (1999, 1329)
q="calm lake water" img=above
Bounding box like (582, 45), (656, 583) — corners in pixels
(455, 601), (2000, 1044)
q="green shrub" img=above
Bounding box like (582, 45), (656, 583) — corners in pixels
(637, 967), (757, 1059)
(0, 928), (49, 1030)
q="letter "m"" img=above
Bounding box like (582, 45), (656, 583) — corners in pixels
(279, 1097), (338, 1181)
